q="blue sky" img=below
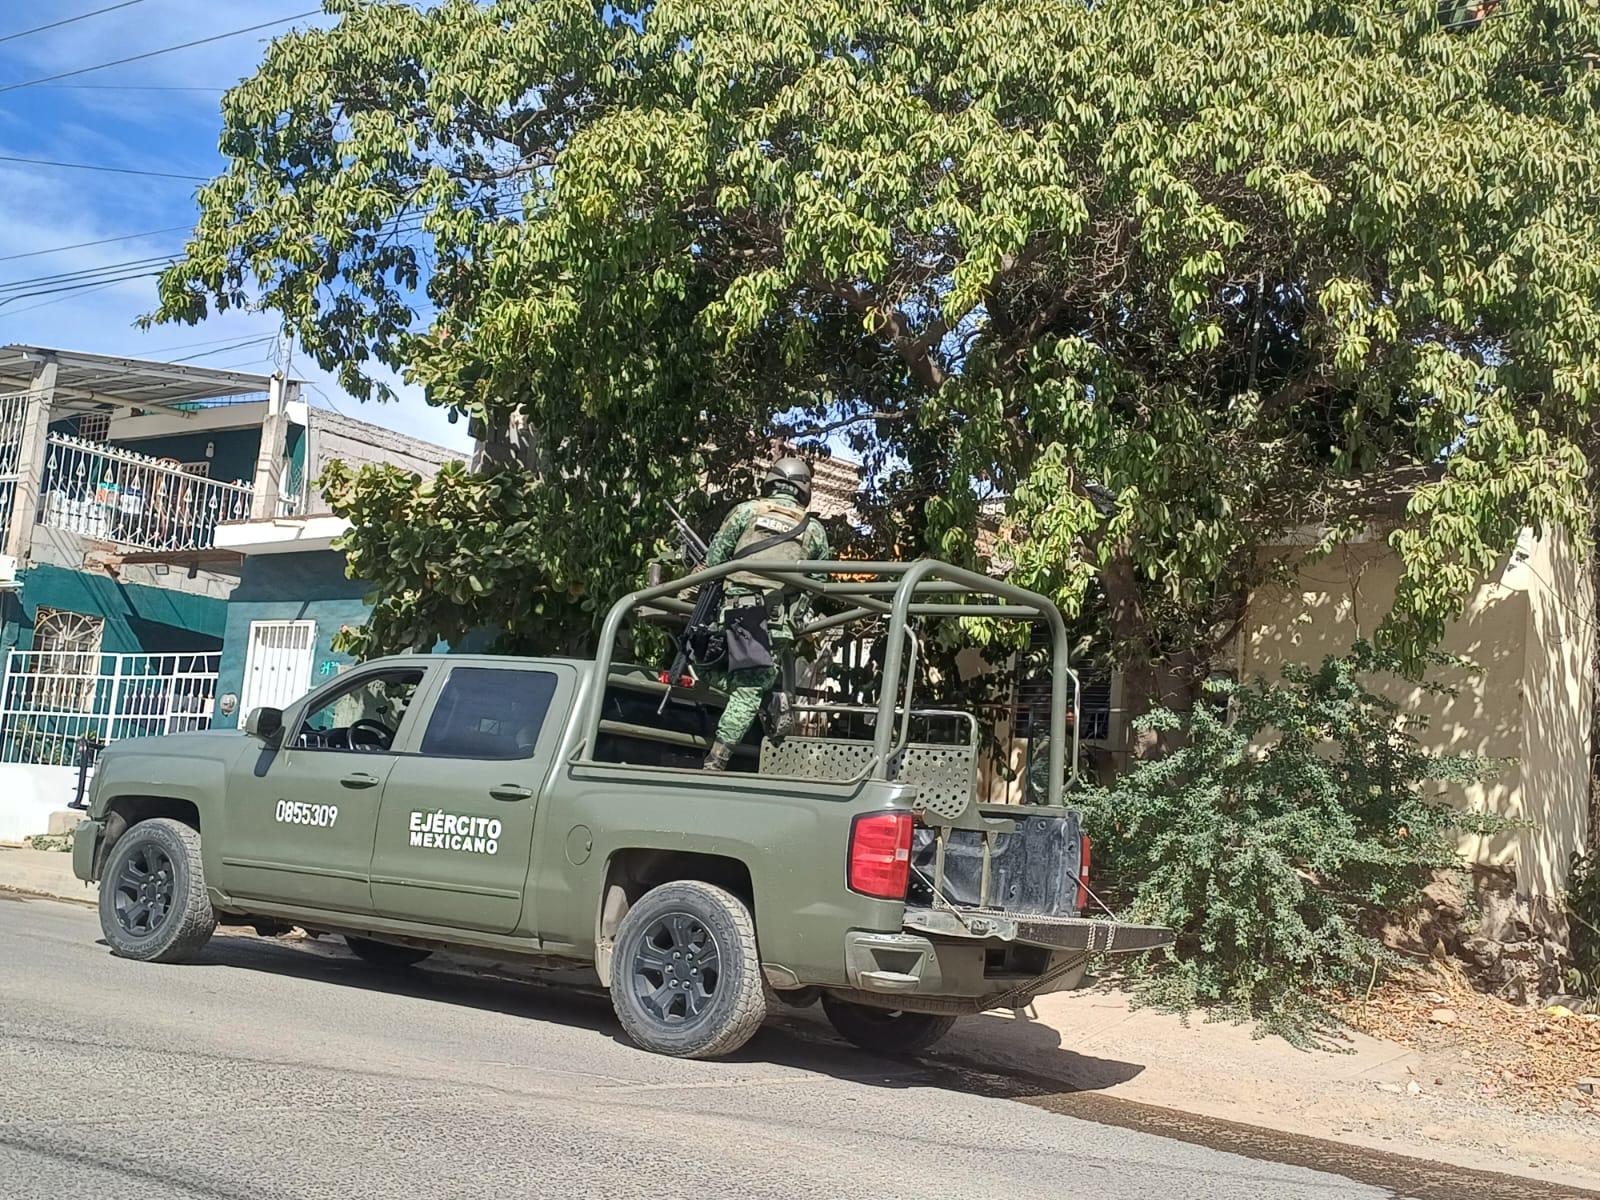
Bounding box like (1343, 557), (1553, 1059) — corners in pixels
(0, 1), (471, 453)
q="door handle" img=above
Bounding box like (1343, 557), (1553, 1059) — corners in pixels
(489, 784), (533, 802)
(340, 772), (381, 790)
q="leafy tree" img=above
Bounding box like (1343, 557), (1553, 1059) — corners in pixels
(157, 1), (1600, 696)
(1078, 644), (1505, 1041)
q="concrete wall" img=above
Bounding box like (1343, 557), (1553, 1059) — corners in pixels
(215, 550), (372, 725)
(303, 409), (461, 514)
(1242, 531), (1592, 900)
(1507, 526), (1595, 899)
(0, 764), (80, 841)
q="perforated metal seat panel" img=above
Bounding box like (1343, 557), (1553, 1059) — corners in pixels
(759, 736), (976, 819)
(759, 736), (875, 782)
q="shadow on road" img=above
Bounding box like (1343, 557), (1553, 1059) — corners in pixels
(171, 928), (1144, 1099)
(80, 923), (1593, 1200)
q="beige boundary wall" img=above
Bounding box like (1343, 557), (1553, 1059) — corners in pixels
(1240, 528), (1593, 901)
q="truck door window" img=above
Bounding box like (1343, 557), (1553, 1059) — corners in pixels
(420, 668), (558, 760)
(297, 669), (424, 752)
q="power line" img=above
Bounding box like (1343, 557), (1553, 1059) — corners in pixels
(0, 254), (179, 293)
(0, 276), (133, 318)
(27, 83), (233, 91)
(0, 10), (323, 94)
(130, 328), (288, 356)
(0, 225), (191, 263)
(0, 1), (151, 46)
(169, 335), (278, 364)
(0, 154), (207, 181)
(0, 269), (163, 310)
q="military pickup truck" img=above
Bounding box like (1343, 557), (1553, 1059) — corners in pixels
(72, 557), (1169, 1059)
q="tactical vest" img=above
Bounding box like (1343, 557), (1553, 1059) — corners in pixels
(728, 497), (812, 590)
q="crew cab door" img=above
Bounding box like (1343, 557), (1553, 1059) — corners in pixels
(369, 663), (572, 934)
(217, 664), (433, 913)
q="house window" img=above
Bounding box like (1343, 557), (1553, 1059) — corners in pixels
(32, 608), (105, 710)
(73, 413), (110, 443)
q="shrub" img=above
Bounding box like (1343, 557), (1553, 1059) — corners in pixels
(1563, 849), (1600, 998)
(1079, 643), (1504, 1042)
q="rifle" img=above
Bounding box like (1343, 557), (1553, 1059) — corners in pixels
(657, 501), (723, 712)
(665, 499), (708, 568)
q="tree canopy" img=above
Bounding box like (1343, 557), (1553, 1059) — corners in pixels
(157, 0), (1600, 692)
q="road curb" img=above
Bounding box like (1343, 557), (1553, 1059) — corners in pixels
(0, 882), (96, 908)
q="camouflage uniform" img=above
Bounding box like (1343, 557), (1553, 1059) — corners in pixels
(704, 497), (830, 750)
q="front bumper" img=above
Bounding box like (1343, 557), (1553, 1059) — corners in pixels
(71, 818), (103, 883)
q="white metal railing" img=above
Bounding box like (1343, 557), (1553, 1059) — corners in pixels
(0, 389), (36, 550)
(39, 434), (254, 553)
(0, 650), (220, 765)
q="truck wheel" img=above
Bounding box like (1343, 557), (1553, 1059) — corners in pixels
(99, 818), (215, 963)
(821, 996), (956, 1055)
(611, 880), (767, 1059)
(345, 935), (432, 968)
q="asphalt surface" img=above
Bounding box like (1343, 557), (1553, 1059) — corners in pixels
(0, 895), (1589, 1200)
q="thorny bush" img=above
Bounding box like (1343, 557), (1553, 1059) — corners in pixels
(1078, 643), (1506, 1044)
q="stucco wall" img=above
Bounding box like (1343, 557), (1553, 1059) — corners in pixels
(2, 560), (225, 655)
(303, 409), (462, 515)
(215, 550), (372, 725)
(1507, 526), (1595, 898)
(1242, 532), (1592, 899)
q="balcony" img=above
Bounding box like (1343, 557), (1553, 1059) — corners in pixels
(35, 434), (255, 554)
(0, 348), (313, 569)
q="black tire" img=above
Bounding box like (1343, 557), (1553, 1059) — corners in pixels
(821, 995), (957, 1055)
(345, 935), (432, 968)
(98, 818), (215, 963)
(610, 880), (767, 1059)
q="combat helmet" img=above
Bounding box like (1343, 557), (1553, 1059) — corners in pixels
(763, 456), (813, 506)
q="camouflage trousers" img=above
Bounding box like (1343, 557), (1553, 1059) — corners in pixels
(713, 664), (780, 746)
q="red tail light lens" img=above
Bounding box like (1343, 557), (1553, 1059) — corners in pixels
(848, 811), (913, 899)
(1076, 835), (1093, 912)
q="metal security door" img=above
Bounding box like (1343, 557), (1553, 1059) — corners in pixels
(237, 620), (316, 724)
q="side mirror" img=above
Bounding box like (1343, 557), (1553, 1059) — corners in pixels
(244, 706), (284, 745)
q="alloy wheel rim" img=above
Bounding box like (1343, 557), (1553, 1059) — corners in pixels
(631, 911), (721, 1024)
(113, 843), (175, 937)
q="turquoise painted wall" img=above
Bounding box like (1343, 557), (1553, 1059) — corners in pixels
(3, 562), (225, 656)
(45, 421), (262, 486)
(216, 551), (371, 721)
(115, 428), (261, 486)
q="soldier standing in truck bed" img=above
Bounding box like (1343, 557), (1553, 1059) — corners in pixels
(701, 457), (830, 770)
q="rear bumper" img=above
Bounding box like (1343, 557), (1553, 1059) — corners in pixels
(834, 909), (1173, 1014)
(903, 905), (1174, 955)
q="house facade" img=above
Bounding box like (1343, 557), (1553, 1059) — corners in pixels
(0, 345), (458, 838)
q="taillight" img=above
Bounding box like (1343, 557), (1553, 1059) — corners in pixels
(1076, 835), (1092, 912)
(847, 811), (913, 899)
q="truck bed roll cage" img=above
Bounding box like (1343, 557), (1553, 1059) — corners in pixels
(583, 558), (1082, 805)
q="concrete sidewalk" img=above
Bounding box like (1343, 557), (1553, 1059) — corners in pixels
(0, 844), (94, 905)
(3, 843), (1593, 1191)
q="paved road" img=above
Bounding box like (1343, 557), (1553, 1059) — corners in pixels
(0, 896), (1580, 1200)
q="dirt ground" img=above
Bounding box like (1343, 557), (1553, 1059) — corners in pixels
(1343, 964), (1600, 1116)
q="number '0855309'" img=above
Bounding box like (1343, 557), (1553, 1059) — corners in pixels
(275, 799), (338, 828)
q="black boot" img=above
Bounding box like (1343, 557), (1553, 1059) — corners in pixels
(703, 740), (734, 771)
(760, 689), (795, 744)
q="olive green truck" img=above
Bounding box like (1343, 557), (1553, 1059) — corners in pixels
(72, 558), (1170, 1059)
